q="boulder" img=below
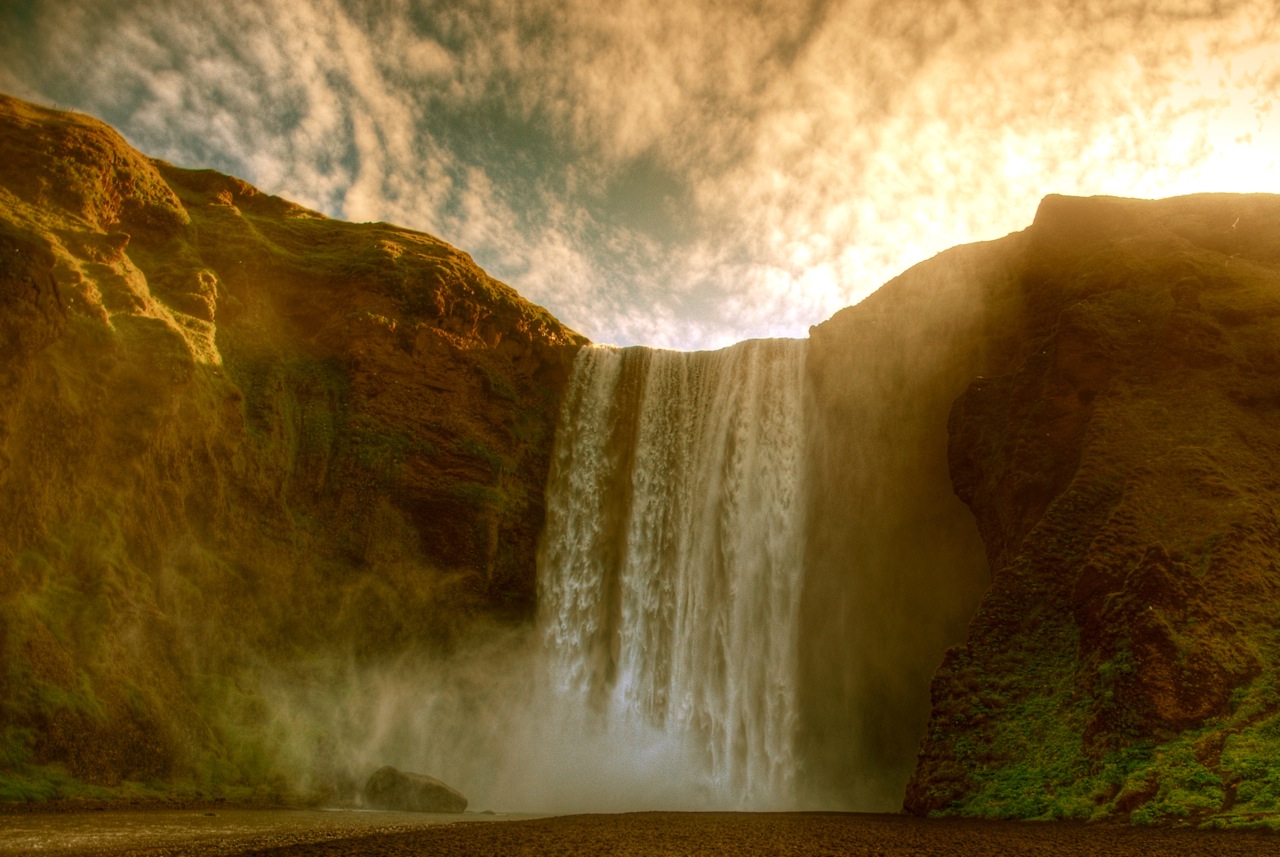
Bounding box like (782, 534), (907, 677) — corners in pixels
(363, 765), (468, 813)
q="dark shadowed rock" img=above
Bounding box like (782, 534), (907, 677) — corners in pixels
(363, 766), (468, 813)
(905, 193), (1280, 825)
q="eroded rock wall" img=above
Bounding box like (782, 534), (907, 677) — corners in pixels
(906, 194), (1280, 825)
(0, 94), (583, 798)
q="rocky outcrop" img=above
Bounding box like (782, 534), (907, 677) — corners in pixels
(0, 94), (584, 799)
(363, 766), (468, 813)
(906, 194), (1280, 826)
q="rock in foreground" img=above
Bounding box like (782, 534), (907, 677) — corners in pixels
(363, 766), (468, 813)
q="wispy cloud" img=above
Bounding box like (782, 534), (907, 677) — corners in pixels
(2, 0), (1278, 348)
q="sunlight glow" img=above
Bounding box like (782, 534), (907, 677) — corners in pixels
(4, 0), (1278, 348)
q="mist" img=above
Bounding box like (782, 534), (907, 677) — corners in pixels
(256, 623), (720, 813)
(240, 236), (1032, 814)
(798, 235), (1030, 808)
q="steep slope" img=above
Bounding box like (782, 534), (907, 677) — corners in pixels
(0, 93), (583, 800)
(798, 234), (1029, 807)
(9, 92), (1280, 824)
(906, 193), (1280, 826)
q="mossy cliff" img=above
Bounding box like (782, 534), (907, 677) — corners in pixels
(905, 193), (1280, 827)
(0, 94), (583, 802)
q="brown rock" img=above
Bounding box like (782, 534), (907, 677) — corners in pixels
(363, 766), (468, 813)
(0, 92), (584, 795)
(906, 193), (1280, 821)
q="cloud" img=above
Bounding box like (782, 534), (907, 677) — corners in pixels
(2, 0), (1279, 348)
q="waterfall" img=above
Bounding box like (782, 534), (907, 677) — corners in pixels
(274, 252), (996, 814)
(537, 339), (808, 809)
(287, 308), (990, 814)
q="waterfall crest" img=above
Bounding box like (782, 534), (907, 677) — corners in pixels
(538, 340), (807, 809)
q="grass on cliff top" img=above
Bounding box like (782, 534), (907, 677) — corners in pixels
(158, 163), (569, 337)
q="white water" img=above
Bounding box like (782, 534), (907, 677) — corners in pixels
(536, 340), (808, 809)
(268, 256), (998, 813)
(268, 329), (986, 812)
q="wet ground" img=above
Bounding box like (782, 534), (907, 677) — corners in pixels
(5, 809), (1280, 856)
(0, 807), (536, 856)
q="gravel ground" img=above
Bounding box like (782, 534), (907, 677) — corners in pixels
(7, 809), (1280, 856)
(0, 807), (530, 856)
(240, 812), (1280, 856)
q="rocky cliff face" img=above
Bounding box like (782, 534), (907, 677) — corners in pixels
(8, 92), (1280, 824)
(0, 94), (583, 800)
(906, 194), (1280, 826)
(798, 235), (1028, 807)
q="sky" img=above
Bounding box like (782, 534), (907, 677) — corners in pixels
(2, 0), (1278, 349)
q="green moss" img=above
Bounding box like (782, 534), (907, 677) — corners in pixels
(945, 632), (1280, 827)
(347, 416), (441, 487)
(14, 550), (53, 589)
(0, 766), (64, 803)
(229, 357), (349, 447)
(454, 437), (509, 480)
(948, 654), (1097, 820)
(0, 761), (303, 806)
(510, 407), (546, 447)
(0, 727), (33, 769)
(447, 482), (504, 509)
(1220, 697), (1280, 815)
(478, 360), (518, 402)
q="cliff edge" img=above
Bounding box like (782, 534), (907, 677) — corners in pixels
(0, 94), (584, 800)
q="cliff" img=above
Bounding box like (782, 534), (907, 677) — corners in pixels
(0, 94), (584, 801)
(799, 235), (1028, 807)
(7, 92), (1280, 824)
(905, 193), (1280, 826)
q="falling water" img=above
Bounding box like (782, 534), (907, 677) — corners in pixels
(269, 248), (998, 814)
(537, 339), (808, 809)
